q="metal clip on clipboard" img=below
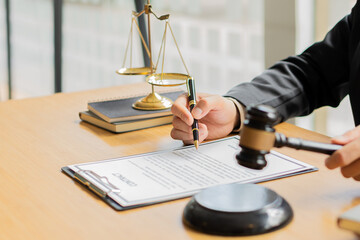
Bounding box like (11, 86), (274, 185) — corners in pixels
(74, 170), (121, 198)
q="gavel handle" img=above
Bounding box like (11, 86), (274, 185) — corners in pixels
(274, 132), (342, 155)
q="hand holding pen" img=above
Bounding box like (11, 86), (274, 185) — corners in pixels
(187, 77), (199, 149)
(171, 89), (239, 145)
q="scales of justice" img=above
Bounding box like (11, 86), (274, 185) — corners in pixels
(116, 0), (191, 110)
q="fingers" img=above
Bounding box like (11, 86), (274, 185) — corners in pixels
(340, 159), (360, 178)
(326, 132), (360, 181)
(353, 175), (360, 181)
(170, 122), (208, 144)
(171, 94), (193, 126)
(171, 93), (228, 144)
(192, 95), (224, 119)
(325, 138), (360, 169)
(332, 125), (360, 145)
(171, 93), (224, 122)
(172, 116), (192, 133)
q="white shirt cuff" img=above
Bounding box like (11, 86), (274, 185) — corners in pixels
(226, 97), (246, 133)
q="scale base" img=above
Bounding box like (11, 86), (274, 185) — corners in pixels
(183, 183), (293, 236)
(132, 92), (173, 110)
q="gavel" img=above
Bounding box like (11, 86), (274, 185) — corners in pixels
(236, 105), (342, 170)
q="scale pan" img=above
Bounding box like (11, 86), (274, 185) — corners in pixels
(146, 73), (189, 87)
(116, 67), (154, 75)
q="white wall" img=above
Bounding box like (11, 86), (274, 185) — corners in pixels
(0, 0), (7, 101)
(9, 0), (54, 99)
(0, 0), (265, 99)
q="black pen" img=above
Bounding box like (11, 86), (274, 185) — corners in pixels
(187, 77), (199, 150)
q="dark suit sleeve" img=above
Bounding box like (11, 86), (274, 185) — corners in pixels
(225, 3), (356, 122)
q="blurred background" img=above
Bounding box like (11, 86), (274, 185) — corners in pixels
(0, 0), (356, 136)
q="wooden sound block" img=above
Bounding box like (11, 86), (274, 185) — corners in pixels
(183, 183), (293, 236)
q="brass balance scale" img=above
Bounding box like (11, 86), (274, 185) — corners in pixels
(116, 0), (191, 110)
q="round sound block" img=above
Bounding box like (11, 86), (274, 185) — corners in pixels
(183, 183), (293, 236)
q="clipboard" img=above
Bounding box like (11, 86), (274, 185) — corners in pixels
(62, 167), (145, 210)
(62, 136), (317, 211)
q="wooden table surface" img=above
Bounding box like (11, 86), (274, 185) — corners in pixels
(0, 82), (359, 240)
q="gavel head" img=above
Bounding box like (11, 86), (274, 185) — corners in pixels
(236, 105), (280, 170)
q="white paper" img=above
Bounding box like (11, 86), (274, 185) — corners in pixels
(69, 136), (316, 207)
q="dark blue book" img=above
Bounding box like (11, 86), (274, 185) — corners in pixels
(87, 91), (183, 123)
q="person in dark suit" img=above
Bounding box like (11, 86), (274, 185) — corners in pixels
(171, 1), (360, 180)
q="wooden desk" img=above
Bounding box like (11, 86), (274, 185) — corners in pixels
(0, 82), (359, 240)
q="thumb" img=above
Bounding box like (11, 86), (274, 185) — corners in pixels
(191, 95), (223, 119)
(332, 125), (360, 145)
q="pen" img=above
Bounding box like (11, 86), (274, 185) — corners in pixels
(187, 77), (199, 150)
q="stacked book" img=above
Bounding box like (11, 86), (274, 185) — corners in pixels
(338, 204), (360, 234)
(79, 91), (183, 133)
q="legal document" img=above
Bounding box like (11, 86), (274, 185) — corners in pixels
(67, 136), (316, 208)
